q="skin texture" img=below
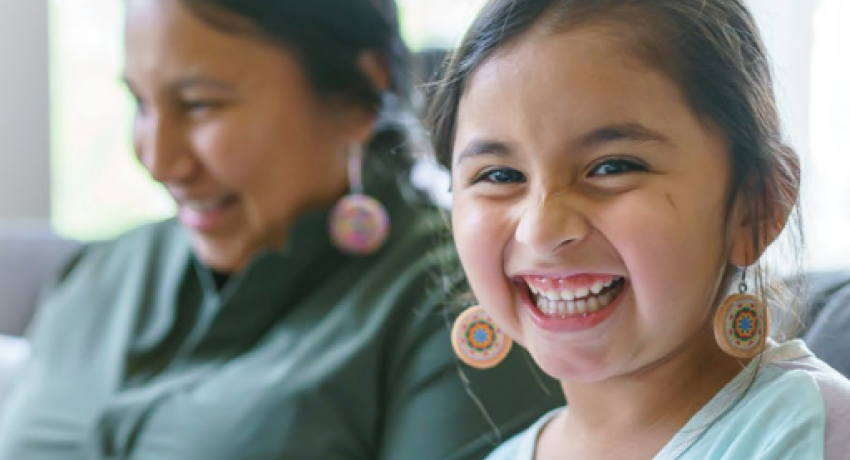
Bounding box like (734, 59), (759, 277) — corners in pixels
(450, 25), (780, 459)
(124, 0), (379, 273)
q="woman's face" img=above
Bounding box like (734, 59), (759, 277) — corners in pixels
(124, 0), (375, 272)
(451, 25), (753, 383)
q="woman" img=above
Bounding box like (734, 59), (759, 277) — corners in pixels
(0, 0), (562, 458)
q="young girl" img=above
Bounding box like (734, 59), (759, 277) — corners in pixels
(429, 0), (850, 458)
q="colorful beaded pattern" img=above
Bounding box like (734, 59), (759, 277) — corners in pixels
(329, 194), (389, 255)
(451, 306), (512, 369)
(723, 296), (763, 351)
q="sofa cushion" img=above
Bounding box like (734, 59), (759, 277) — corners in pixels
(0, 221), (80, 336)
(802, 270), (850, 378)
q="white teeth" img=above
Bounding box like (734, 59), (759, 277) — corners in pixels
(186, 197), (228, 212)
(536, 282), (615, 318)
(587, 297), (600, 313)
(532, 278), (624, 318)
(576, 299), (588, 314)
(590, 282), (604, 295)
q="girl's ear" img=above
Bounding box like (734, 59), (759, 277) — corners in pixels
(728, 152), (800, 266)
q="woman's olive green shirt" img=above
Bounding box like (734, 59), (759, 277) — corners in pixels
(0, 180), (562, 459)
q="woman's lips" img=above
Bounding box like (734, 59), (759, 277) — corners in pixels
(177, 195), (239, 231)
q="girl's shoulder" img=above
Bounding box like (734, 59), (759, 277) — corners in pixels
(764, 340), (850, 460)
(483, 408), (563, 460)
(667, 339), (850, 460)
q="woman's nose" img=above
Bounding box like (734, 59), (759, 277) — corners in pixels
(135, 113), (196, 184)
(515, 192), (590, 256)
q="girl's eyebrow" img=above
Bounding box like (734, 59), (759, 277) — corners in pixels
(572, 123), (672, 151)
(454, 123), (671, 165)
(455, 139), (514, 165)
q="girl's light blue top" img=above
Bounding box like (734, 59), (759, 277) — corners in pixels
(486, 340), (850, 460)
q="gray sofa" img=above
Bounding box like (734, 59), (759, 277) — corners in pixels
(0, 222), (80, 401)
(800, 271), (850, 378)
(0, 221), (81, 337)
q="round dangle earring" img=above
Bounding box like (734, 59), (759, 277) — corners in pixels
(451, 305), (513, 369)
(713, 268), (770, 359)
(328, 145), (390, 255)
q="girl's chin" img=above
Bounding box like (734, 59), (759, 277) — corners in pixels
(527, 343), (623, 384)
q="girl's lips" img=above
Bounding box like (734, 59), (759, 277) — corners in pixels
(518, 277), (628, 333)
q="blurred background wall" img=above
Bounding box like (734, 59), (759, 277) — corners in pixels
(0, 0), (50, 220)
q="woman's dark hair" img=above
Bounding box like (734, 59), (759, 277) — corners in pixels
(179, 0), (412, 113)
(428, 0), (804, 335)
(178, 0), (425, 181)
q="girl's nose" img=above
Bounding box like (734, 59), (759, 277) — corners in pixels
(515, 192), (590, 256)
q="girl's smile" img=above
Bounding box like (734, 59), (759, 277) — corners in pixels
(515, 274), (627, 332)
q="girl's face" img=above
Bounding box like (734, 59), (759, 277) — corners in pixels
(124, 0), (375, 272)
(451, 26), (751, 383)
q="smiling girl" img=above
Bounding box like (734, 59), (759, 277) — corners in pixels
(430, 0), (850, 458)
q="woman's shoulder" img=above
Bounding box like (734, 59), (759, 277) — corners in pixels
(82, 218), (185, 257)
(57, 218), (187, 280)
(34, 218), (190, 325)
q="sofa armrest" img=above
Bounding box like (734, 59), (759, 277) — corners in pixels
(0, 221), (81, 336)
(801, 270), (850, 378)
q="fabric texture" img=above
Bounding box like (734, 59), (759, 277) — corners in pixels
(0, 159), (563, 460)
(803, 271), (850, 379)
(485, 340), (850, 460)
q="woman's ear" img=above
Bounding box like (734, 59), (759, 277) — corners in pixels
(358, 51), (391, 94)
(342, 51), (391, 145)
(729, 152), (800, 266)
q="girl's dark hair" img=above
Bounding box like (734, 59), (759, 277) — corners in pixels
(428, 0), (804, 336)
(179, 0), (411, 113)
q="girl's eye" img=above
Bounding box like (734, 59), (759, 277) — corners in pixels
(473, 168), (526, 184)
(589, 158), (648, 176)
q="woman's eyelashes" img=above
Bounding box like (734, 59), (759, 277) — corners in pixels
(180, 98), (227, 116)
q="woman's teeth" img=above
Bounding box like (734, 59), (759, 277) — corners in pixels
(185, 196), (234, 212)
(530, 277), (624, 318)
